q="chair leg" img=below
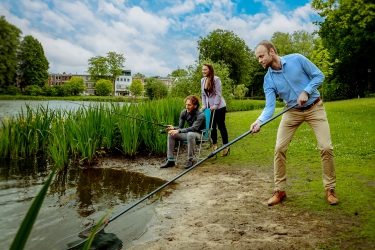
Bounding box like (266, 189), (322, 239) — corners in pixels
(176, 141), (180, 165)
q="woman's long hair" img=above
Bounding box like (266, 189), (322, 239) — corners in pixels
(203, 63), (215, 91)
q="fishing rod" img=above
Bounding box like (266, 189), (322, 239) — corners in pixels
(53, 104), (297, 250)
(65, 100), (167, 128)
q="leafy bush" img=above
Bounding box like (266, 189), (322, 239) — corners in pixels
(23, 85), (43, 96)
(64, 76), (86, 95)
(95, 79), (113, 96)
(5, 85), (19, 95)
(42, 85), (58, 96)
(53, 85), (69, 96)
(144, 78), (169, 100)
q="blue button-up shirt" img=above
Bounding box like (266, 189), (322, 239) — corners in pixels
(258, 53), (325, 123)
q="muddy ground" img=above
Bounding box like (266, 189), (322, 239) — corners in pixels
(97, 153), (354, 250)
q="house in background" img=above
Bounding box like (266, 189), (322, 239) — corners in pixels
(47, 72), (95, 95)
(115, 70), (132, 96)
(151, 76), (173, 89)
(46, 70), (172, 96)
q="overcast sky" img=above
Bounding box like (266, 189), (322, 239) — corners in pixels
(0, 0), (321, 77)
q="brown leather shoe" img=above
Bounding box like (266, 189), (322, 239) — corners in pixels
(326, 189), (339, 205)
(267, 190), (286, 206)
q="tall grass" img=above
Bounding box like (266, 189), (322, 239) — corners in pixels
(227, 99), (285, 112)
(139, 98), (182, 154)
(48, 110), (71, 168)
(0, 104), (54, 158)
(0, 98), (288, 165)
(0, 98), (187, 164)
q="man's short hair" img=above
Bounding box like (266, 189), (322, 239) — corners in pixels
(184, 95), (200, 109)
(256, 40), (278, 55)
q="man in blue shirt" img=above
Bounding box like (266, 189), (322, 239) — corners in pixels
(250, 40), (338, 206)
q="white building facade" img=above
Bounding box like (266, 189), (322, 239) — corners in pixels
(115, 70), (132, 96)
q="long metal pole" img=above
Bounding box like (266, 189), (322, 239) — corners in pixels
(109, 104), (296, 222)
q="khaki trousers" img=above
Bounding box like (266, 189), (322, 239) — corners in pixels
(167, 132), (201, 161)
(274, 100), (336, 191)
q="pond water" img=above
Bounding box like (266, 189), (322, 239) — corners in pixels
(0, 100), (113, 121)
(0, 157), (167, 250)
(0, 100), (167, 249)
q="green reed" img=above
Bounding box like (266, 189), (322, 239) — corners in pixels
(65, 104), (104, 164)
(139, 98), (183, 154)
(101, 102), (121, 151)
(117, 104), (141, 156)
(0, 105), (54, 158)
(0, 98), (185, 164)
(48, 110), (70, 168)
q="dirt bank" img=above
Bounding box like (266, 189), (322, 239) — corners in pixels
(99, 155), (350, 250)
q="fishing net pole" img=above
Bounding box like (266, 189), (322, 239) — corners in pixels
(52, 104), (296, 250)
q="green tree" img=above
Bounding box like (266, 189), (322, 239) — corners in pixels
(53, 85), (68, 97)
(169, 67), (188, 78)
(246, 55), (267, 99)
(197, 29), (253, 86)
(5, 85), (19, 95)
(312, 0), (375, 98)
(128, 79), (144, 98)
(144, 78), (168, 100)
(95, 79), (113, 96)
(310, 37), (335, 101)
(271, 30), (315, 58)
(106, 52), (125, 82)
(170, 60), (233, 101)
(87, 56), (109, 81)
(234, 84), (249, 100)
(270, 32), (294, 56)
(42, 85), (58, 96)
(23, 85), (43, 96)
(17, 35), (49, 88)
(64, 76), (86, 95)
(133, 72), (146, 78)
(87, 52), (125, 95)
(0, 16), (22, 88)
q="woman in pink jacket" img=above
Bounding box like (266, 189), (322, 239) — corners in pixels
(201, 63), (230, 156)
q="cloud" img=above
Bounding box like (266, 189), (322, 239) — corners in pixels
(0, 0), (320, 76)
(164, 0), (196, 15)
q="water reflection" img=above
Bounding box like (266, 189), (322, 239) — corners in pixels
(0, 100), (128, 121)
(0, 157), (167, 250)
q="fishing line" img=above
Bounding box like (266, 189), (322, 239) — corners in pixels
(65, 100), (167, 128)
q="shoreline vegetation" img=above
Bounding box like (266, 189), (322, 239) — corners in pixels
(0, 96), (284, 167)
(0, 94), (283, 112)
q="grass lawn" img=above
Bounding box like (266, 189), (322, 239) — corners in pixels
(220, 97), (375, 248)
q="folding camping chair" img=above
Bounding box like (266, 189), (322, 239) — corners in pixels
(175, 109), (215, 165)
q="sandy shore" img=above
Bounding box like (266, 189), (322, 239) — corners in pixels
(94, 154), (351, 250)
